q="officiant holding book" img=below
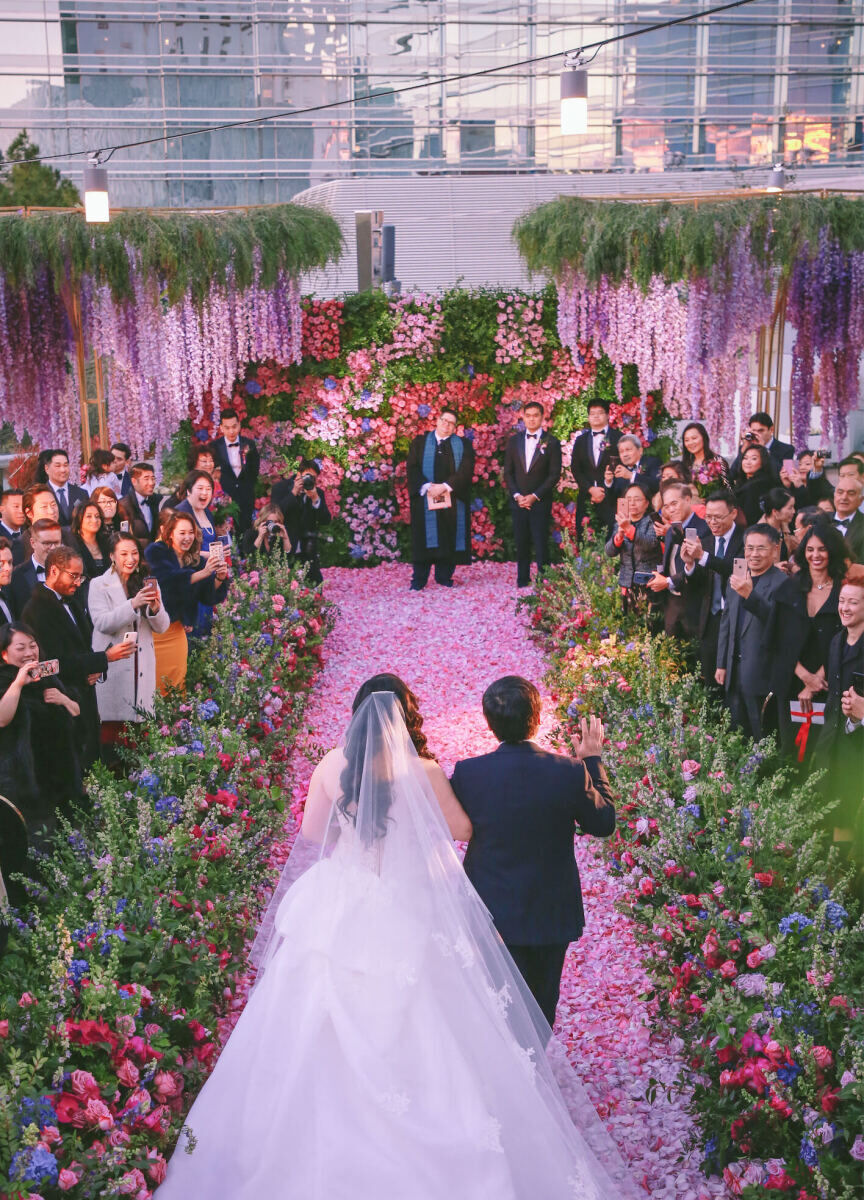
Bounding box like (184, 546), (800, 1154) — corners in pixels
(406, 407), (475, 590)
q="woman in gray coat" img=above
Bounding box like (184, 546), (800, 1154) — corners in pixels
(605, 483), (662, 615)
(89, 533), (170, 737)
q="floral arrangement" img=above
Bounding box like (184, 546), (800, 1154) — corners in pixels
(527, 539), (864, 1198)
(174, 286), (675, 568)
(0, 559), (330, 1198)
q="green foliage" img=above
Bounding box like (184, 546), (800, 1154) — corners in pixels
(340, 290), (393, 352)
(0, 202), (343, 305)
(0, 131), (80, 208)
(514, 193), (864, 287)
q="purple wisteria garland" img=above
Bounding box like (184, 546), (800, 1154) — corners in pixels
(0, 256), (302, 470)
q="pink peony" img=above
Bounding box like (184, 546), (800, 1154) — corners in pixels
(152, 1070), (182, 1102)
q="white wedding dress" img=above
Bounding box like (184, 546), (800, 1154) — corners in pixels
(158, 694), (639, 1199)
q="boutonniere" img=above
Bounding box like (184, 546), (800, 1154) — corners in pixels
(538, 443), (547, 455)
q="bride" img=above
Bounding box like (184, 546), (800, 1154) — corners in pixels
(158, 674), (639, 1198)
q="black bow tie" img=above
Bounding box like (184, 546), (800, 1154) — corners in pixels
(227, 442), (240, 448)
(36, 567), (45, 577)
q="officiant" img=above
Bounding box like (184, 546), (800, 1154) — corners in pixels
(406, 407), (475, 590)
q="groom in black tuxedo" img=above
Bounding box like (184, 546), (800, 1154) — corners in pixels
(503, 401), (562, 588)
(450, 676), (616, 1027)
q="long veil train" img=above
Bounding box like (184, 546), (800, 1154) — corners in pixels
(159, 692), (641, 1199)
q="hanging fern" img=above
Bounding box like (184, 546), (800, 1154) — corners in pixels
(0, 203), (343, 304)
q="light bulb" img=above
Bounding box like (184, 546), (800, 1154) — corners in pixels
(83, 162), (110, 223)
(560, 68), (588, 136)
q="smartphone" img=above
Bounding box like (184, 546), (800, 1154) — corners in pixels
(780, 459), (796, 476)
(122, 631), (138, 645)
(142, 576), (157, 590)
(120, 520), (130, 532)
(852, 671), (864, 698)
(732, 557), (748, 579)
(684, 527), (700, 544)
(28, 659), (59, 680)
(632, 571), (655, 586)
(616, 501), (628, 524)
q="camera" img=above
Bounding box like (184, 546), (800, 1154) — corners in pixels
(265, 520), (276, 534)
(743, 430), (757, 442)
(815, 448), (831, 459)
(302, 473), (317, 492)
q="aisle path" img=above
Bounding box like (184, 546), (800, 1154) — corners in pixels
(284, 562), (728, 1199)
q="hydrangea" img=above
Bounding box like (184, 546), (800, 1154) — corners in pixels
(779, 913), (813, 936)
(198, 699), (220, 721)
(823, 902), (848, 929)
(9, 1145), (58, 1187)
(16, 1095), (56, 1132)
(799, 1137), (819, 1168)
(68, 959), (90, 984)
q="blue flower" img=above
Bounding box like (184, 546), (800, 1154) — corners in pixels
(471, 498), (484, 511)
(567, 700), (581, 718)
(189, 740), (205, 754)
(799, 1137), (818, 1167)
(739, 808), (752, 835)
(777, 1061), (802, 1085)
(155, 795), (181, 820)
(195, 428), (211, 442)
(681, 804), (701, 819)
(245, 379), (262, 395)
(259, 633), (274, 647)
(198, 699), (220, 721)
(697, 909), (708, 920)
(361, 417), (372, 432)
(323, 376), (337, 390)
(362, 468), (377, 482)
(417, 403), (431, 417)
(462, 363), (475, 378)
(98, 928), (128, 955)
(16, 1095), (56, 1133)
(348, 545), (367, 559)
(9, 1145), (58, 1187)
(811, 883), (830, 902)
(360, 388), (372, 403)
(779, 912), (813, 936)
(823, 901), (848, 929)
(136, 771), (160, 795)
(115, 898), (128, 914)
(464, 428), (476, 442)
(68, 958), (90, 983)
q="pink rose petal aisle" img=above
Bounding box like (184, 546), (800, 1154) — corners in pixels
(280, 562), (725, 1198)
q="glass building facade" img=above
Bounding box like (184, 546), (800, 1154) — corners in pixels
(0, 1), (861, 207)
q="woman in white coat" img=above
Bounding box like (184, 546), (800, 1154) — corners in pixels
(88, 533), (170, 746)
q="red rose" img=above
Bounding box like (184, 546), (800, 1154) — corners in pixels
(52, 1093), (82, 1124)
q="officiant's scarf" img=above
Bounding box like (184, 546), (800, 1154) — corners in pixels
(422, 433), (467, 552)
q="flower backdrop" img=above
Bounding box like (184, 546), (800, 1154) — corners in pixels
(515, 194), (864, 450)
(167, 286), (675, 567)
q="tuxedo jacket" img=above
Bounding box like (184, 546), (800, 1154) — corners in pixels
(610, 455), (662, 499)
(503, 430), (562, 504)
(119, 491), (161, 544)
(570, 428), (621, 496)
(0, 522), (24, 565)
(450, 741), (615, 945)
(0, 588), (13, 627)
(114, 471), (133, 498)
(836, 511), (864, 564)
(48, 482), (89, 527)
(681, 524), (746, 637)
(9, 559), (40, 618)
(716, 565), (786, 695)
(211, 435), (260, 522)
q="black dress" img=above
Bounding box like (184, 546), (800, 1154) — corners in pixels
(733, 470), (775, 527)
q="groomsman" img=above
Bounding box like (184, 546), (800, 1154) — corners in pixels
(210, 408), (260, 534)
(406, 407), (475, 591)
(503, 402), (562, 588)
(119, 464), (161, 544)
(0, 490), (26, 562)
(569, 399), (620, 543)
(44, 450), (87, 527)
(110, 442), (134, 498)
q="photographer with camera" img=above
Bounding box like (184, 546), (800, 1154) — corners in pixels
(239, 504), (292, 564)
(271, 460), (331, 585)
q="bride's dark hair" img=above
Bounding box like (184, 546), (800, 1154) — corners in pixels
(337, 674), (433, 844)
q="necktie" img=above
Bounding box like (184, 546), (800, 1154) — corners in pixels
(711, 536), (726, 614)
(59, 486), (68, 514)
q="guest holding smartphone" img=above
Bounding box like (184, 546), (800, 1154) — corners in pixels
(89, 533), (170, 748)
(174, 470), (218, 554)
(605, 483), (662, 615)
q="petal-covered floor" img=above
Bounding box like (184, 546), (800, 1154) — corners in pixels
(282, 562), (729, 1198)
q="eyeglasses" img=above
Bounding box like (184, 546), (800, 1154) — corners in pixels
(60, 569), (86, 583)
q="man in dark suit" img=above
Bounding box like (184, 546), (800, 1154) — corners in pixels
(43, 450), (88, 527)
(450, 676), (616, 1027)
(569, 399), (620, 543)
(0, 539), (14, 626)
(833, 478), (864, 563)
(716, 524), (786, 739)
(503, 402), (562, 588)
(110, 442), (134, 498)
(119, 464), (161, 545)
(646, 482), (709, 638)
(270, 460), (332, 585)
(21, 546), (134, 771)
(0, 489), (26, 561)
(406, 407), (475, 591)
(609, 434), (662, 499)
(210, 408), (260, 534)
(729, 411), (794, 478)
(8, 519), (63, 618)
(679, 490), (746, 688)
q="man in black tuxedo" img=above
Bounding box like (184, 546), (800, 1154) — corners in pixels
(8, 519), (63, 618)
(503, 402), (562, 588)
(210, 408), (260, 534)
(450, 676), (616, 1028)
(570, 399), (620, 543)
(406, 407), (475, 591)
(729, 411), (794, 478)
(0, 489), (26, 562)
(43, 450), (88, 528)
(21, 546), (135, 771)
(645, 482), (709, 638)
(715, 524), (786, 739)
(110, 442), (134, 498)
(833, 478), (864, 563)
(270, 460), (332, 585)
(608, 434), (662, 499)
(0, 539), (14, 626)
(679, 491), (745, 688)
(118, 464), (161, 545)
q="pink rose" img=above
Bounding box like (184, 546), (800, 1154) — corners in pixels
(58, 1168), (79, 1191)
(812, 1045), (834, 1069)
(746, 949), (762, 968)
(681, 759), (701, 779)
(117, 1167), (149, 1196)
(850, 1136), (864, 1161)
(719, 960), (738, 979)
(0, 1018), (8, 1037)
(144, 1023), (161, 1039)
(115, 1014), (136, 1038)
(108, 1127), (131, 1147)
(83, 1098), (114, 1130)
(152, 1070), (182, 1102)
(70, 1070), (101, 1100)
(146, 1150), (168, 1184)
(18, 991), (36, 1007)
(40, 1125), (62, 1145)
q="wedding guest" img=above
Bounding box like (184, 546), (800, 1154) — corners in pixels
(0, 621), (82, 843)
(8, 519), (63, 618)
(406, 409), (475, 592)
(833, 478), (864, 562)
(765, 523), (846, 755)
(22, 483), (60, 527)
(110, 442), (134, 497)
(21, 546), (135, 771)
(271, 460), (332, 585)
(607, 434), (661, 499)
(503, 402), (562, 589)
(70, 500), (112, 588)
(90, 485), (124, 536)
(43, 450), (88, 527)
(646, 482), (709, 636)
(837, 456), (864, 488)
(84, 449), (117, 496)
(731, 443), (776, 526)
(174, 470), (218, 553)
(715, 524), (785, 739)
(605, 483), (662, 615)
(781, 450), (833, 508)
(816, 566), (864, 887)
(144, 511), (229, 693)
(652, 462), (690, 514)
(817, 496), (836, 518)
(680, 490), (746, 688)
(0, 540), (14, 626)
(0, 489), (25, 560)
(569, 399), (620, 543)
(89, 533), (170, 743)
(210, 408), (259, 533)
(119, 463), (161, 545)
(163, 445), (220, 510)
(794, 506), (825, 540)
(761, 487), (799, 561)
(680, 422), (730, 490)
(239, 504), (292, 563)
(729, 411), (794, 476)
